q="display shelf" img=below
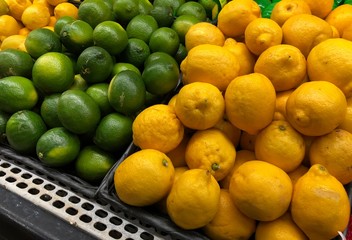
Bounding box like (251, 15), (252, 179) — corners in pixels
(0, 151), (166, 240)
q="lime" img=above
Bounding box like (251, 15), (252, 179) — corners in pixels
(153, 0), (185, 15)
(0, 111), (10, 143)
(142, 52), (180, 95)
(126, 14), (158, 43)
(57, 89), (101, 134)
(0, 48), (34, 79)
(108, 70), (146, 115)
(171, 14), (200, 44)
(111, 62), (141, 77)
(40, 93), (63, 128)
(75, 145), (115, 183)
(174, 43), (188, 65)
(149, 27), (180, 56)
(36, 127), (80, 167)
(93, 20), (128, 56)
(120, 38), (150, 69)
(54, 16), (75, 35)
(60, 19), (94, 54)
(0, 76), (38, 113)
(70, 74), (88, 91)
(176, 1), (207, 21)
(76, 46), (114, 84)
(77, 0), (115, 28)
(6, 110), (47, 154)
(149, 5), (174, 27)
(86, 83), (114, 116)
(138, 0), (153, 14)
(93, 112), (133, 152)
(32, 52), (75, 94)
(113, 0), (140, 26)
(25, 28), (62, 59)
(198, 0), (217, 19)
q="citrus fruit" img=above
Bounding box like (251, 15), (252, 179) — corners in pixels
(54, 15), (75, 35)
(32, 52), (75, 94)
(132, 104), (184, 153)
(70, 74), (88, 91)
(93, 20), (128, 56)
(302, 0), (333, 18)
(77, 0), (114, 28)
(108, 70), (146, 115)
(176, 1), (207, 21)
(214, 116), (242, 147)
(138, 0), (153, 14)
(0, 48), (33, 78)
(224, 73), (276, 135)
(149, 27), (180, 56)
(126, 14), (158, 43)
(57, 89), (101, 134)
(0, 34), (27, 51)
(111, 62), (141, 77)
(76, 46), (114, 84)
(40, 94), (63, 128)
(85, 83), (114, 116)
(166, 168), (220, 229)
(3, 0), (30, 21)
(6, 110), (47, 154)
(180, 44), (240, 91)
(174, 82), (225, 130)
(75, 145), (115, 183)
(0, 14), (21, 37)
(93, 112), (133, 153)
(185, 128), (236, 181)
(171, 14), (200, 44)
(112, 0), (139, 26)
(114, 148), (175, 206)
(229, 160), (293, 221)
(149, 4), (174, 27)
(309, 129), (352, 185)
(325, 4), (352, 37)
(288, 164), (309, 186)
(142, 51), (180, 95)
(165, 133), (190, 168)
(153, 0), (185, 14)
(203, 189), (257, 240)
(273, 89), (294, 121)
(53, 2), (78, 19)
(254, 44), (306, 91)
(59, 19), (94, 54)
(174, 43), (187, 65)
(270, 0), (311, 27)
(119, 38), (150, 69)
(339, 97), (352, 133)
(24, 28), (62, 59)
(0, 76), (38, 113)
(21, 3), (51, 30)
(285, 81), (347, 136)
(291, 164), (350, 239)
(36, 127), (80, 167)
(307, 38), (352, 98)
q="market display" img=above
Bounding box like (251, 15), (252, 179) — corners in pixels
(0, 0), (352, 239)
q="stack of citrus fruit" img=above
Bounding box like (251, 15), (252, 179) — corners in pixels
(1, 0), (352, 239)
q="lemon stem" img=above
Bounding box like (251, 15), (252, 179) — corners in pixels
(212, 163), (220, 171)
(162, 159), (168, 167)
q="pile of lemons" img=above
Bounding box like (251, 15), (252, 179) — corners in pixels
(113, 0), (352, 239)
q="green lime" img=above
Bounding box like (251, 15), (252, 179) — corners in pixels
(142, 52), (180, 95)
(108, 70), (146, 115)
(171, 14), (200, 44)
(32, 52), (75, 94)
(153, 0), (185, 15)
(0, 76), (38, 113)
(58, 89), (101, 134)
(86, 83), (114, 116)
(54, 16), (75, 36)
(138, 0), (153, 14)
(70, 74), (88, 91)
(149, 5), (174, 27)
(198, 0), (217, 19)
(24, 28), (62, 59)
(93, 20), (128, 56)
(60, 19), (94, 54)
(174, 43), (188, 65)
(113, 0), (140, 26)
(36, 127), (80, 167)
(77, 0), (115, 28)
(93, 112), (133, 152)
(6, 110), (47, 154)
(0, 111), (10, 143)
(65, 52), (79, 74)
(40, 93), (63, 128)
(111, 62), (141, 77)
(0, 48), (34, 79)
(149, 27), (180, 56)
(75, 145), (115, 183)
(176, 1), (207, 21)
(76, 46), (114, 84)
(120, 38), (150, 69)
(126, 14), (158, 43)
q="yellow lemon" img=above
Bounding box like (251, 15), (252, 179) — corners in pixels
(21, 3), (51, 30)
(229, 160), (293, 221)
(288, 164), (309, 186)
(213, 114), (241, 147)
(185, 128), (236, 181)
(132, 104), (184, 153)
(203, 189), (256, 240)
(339, 96), (352, 133)
(0, 14), (21, 37)
(302, 0), (333, 19)
(114, 149), (175, 207)
(285, 81), (347, 136)
(224, 73), (276, 135)
(270, 0), (311, 27)
(180, 44), (240, 91)
(291, 164), (350, 239)
(326, 4), (352, 37)
(166, 133), (190, 168)
(239, 131), (257, 151)
(0, 34), (26, 51)
(4, 0), (31, 21)
(273, 90), (294, 121)
(54, 2), (78, 19)
(166, 168), (220, 229)
(174, 81), (225, 130)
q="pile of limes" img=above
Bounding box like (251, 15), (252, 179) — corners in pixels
(0, 0), (219, 184)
